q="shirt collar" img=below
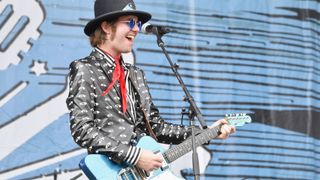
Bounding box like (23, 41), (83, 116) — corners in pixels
(94, 48), (129, 71)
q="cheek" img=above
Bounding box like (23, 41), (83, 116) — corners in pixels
(113, 31), (126, 42)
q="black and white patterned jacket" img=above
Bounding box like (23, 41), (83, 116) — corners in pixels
(66, 48), (200, 166)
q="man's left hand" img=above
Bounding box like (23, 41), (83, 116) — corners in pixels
(209, 119), (236, 139)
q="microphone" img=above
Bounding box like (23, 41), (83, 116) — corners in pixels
(141, 23), (172, 35)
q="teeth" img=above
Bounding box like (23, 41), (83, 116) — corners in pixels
(127, 35), (135, 40)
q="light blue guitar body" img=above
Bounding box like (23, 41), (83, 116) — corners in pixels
(79, 136), (180, 180)
(79, 114), (251, 179)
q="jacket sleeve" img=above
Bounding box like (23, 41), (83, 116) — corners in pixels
(149, 103), (203, 144)
(66, 60), (141, 165)
(137, 69), (203, 144)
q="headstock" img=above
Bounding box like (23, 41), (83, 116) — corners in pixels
(225, 113), (252, 126)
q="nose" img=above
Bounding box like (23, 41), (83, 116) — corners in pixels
(131, 22), (140, 32)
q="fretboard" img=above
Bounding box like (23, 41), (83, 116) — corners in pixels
(163, 126), (220, 163)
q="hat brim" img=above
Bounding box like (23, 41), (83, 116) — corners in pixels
(84, 10), (151, 36)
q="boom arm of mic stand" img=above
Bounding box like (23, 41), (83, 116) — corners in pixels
(155, 31), (207, 129)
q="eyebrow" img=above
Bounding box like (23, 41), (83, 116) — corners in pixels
(123, 18), (138, 21)
(120, 16), (138, 21)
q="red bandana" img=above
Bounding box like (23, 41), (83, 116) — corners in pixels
(101, 52), (127, 113)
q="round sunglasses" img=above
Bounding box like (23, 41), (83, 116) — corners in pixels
(119, 19), (142, 31)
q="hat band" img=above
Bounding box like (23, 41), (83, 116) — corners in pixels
(122, 2), (136, 11)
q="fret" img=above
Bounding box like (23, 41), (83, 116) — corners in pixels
(205, 129), (213, 141)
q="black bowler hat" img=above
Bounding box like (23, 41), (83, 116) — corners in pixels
(84, 0), (151, 36)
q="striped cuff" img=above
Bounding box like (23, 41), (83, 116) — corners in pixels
(124, 146), (141, 165)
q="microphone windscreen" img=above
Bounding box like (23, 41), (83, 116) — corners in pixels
(141, 22), (151, 34)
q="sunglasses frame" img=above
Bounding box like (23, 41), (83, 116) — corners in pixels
(119, 19), (142, 31)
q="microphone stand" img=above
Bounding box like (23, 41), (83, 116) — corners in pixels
(154, 29), (207, 180)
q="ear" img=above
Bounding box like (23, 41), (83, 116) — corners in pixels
(100, 21), (112, 35)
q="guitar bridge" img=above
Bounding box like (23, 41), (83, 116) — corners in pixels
(118, 167), (140, 180)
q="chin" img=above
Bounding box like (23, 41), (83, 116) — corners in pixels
(122, 49), (132, 53)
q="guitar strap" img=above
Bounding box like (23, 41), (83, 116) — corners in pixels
(141, 108), (158, 141)
(128, 69), (158, 141)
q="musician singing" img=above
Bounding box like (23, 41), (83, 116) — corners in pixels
(66, 0), (235, 174)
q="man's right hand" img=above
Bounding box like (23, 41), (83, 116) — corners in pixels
(136, 149), (163, 172)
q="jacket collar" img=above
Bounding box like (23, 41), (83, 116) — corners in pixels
(92, 47), (129, 70)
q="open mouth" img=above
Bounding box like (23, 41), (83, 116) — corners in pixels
(126, 35), (135, 41)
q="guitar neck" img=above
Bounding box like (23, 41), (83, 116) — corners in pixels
(162, 114), (251, 163)
(163, 126), (220, 163)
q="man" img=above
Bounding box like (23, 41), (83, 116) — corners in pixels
(66, 0), (235, 173)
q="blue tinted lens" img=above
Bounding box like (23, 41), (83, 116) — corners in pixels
(128, 19), (135, 30)
(138, 21), (142, 31)
(128, 19), (142, 31)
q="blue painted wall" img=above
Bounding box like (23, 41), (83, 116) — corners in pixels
(0, 0), (319, 179)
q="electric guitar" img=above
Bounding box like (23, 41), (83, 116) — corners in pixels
(79, 114), (252, 180)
